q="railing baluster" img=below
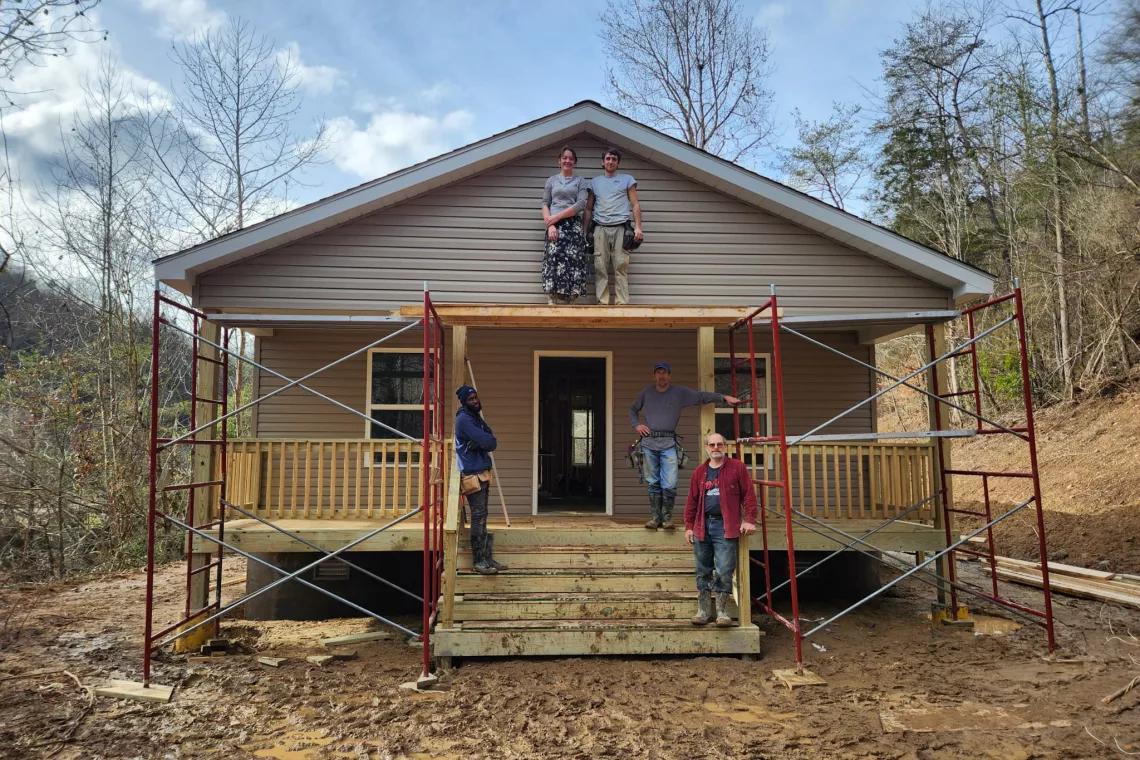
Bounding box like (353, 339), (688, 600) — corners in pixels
(368, 441), (376, 519)
(290, 441), (299, 519)
(265, 442), (276, 518)
(278, 441), (287, 519)
(304, 442), (312, 518)
(316, 442), (325, 519)
(380, 442), (390, 517)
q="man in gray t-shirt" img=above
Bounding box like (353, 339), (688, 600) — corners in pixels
(584, 146), (643, 305)
(630, 362), (742, 529)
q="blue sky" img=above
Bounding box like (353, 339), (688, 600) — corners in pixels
(6, 0), (1116, 216)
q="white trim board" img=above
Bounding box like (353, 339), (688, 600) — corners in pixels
(531, 351), (614, 517)
(154, 101), (994, 301)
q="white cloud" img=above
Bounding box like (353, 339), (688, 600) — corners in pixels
(755, 2), (791, 29)
(137, 0), (226, 40)
(278, 43), (345, 96)
(325, 107), (475, 179)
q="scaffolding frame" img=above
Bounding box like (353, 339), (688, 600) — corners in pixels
(729, 282), (1056, 671)
(142, 287), (446, 688)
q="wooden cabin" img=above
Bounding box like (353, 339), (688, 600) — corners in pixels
(154, 101), (995, 658)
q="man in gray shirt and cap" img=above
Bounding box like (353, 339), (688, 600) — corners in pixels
(630, 362), (742, 529)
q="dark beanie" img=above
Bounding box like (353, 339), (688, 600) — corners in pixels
(456, 385), (477, 403)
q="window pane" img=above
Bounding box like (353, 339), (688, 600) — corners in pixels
(371, 353), (428, 405)
(573, 439), (591, 466)
(370, 409), (424, 440)
(716, 412), (754, 441)
(714, 357), (767, 407)
(572, 409), (591, 438)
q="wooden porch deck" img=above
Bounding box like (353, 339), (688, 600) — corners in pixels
(194, 514), (944, 554)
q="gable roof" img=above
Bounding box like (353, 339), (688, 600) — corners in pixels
(153, 101), (994, 302)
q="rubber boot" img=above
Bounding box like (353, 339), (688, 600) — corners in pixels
(659, 494), (676, 531)
(644, 493), (663, 529)
(472, 536), (498, 575)
(691, 590), (713, 626)
(715, 591), (734, 627)
(486, 533), (508, 572)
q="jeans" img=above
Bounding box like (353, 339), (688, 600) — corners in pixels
(693, 518), (738, 594)
(466, 479), (489, 541)
(642, 446), (678, 500)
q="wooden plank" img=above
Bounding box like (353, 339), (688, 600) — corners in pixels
(303, 442), (312, 518)
(341, 440), (350, 517)
(95, 680), (174, 703)
(451, 597), (733, 621)
(319, 630), (394, 646)
(988, 567), (1140, 607)
(454, 571), (694, 594)
(264, 442), (275, 517)
(994, 556), (1118, 582)
(400, 303), (779, 329)
(856, 445), (865, 518)
(368, 442), (376, 518)
(279, 440), (288, 518)
(441, 530), (458, 627)
(455, 550), (693, 570)
(290, 441), (299, 519)
(316, 442), (325, 519)
(773, 669), (827, 689)
(379, 442), (389, 517)
(433, 623), (762, 657)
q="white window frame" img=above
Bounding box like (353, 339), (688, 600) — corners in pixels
(364, 347), (435, 445)
(713, 352), (772, 440)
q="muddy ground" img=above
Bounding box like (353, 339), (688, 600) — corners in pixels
(3, 556), (1140, 760)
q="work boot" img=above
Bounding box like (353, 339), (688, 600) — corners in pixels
(691, 590), (713, 626)
(715, 592), (734, 627)
(660, 495), (676, 530)
(644, 493), (663, 529)
(486, 533), (508, 572)
(471, 536), (498, 575)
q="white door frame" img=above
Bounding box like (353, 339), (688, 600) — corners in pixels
(532, 351), (614, 516)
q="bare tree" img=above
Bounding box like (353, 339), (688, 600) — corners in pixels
(144, 17), (328, 238)
(779, 103), (870, 210)
(0, 0), (104, 107)
(599, 0), (774, 162)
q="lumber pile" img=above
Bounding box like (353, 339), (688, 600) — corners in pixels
(982, 556), (1140, 608)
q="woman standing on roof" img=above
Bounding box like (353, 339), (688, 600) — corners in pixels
(541, 146), (590, 304)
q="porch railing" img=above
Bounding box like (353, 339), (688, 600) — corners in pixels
(740, 441), (936, 522)
(225, 439), (451, 520)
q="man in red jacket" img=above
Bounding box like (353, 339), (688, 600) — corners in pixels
(684, 433), (758, 627)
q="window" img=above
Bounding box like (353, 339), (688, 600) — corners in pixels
(572, 408), (594, 466)
(365, 350), (436, 463)
(713, 353), (771, 441)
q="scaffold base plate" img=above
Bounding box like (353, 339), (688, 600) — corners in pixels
(95, 680), (174, 703)
(773, 669), (826, 689)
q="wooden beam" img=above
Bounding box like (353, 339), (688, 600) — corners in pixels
(399, 303), (779, 329)
(697, 326), (715, 459)
(926, 322), (954, 604)
(451, 325), (468, 390)
(190, 318), (221, 612)
(433, 623), (762, 657)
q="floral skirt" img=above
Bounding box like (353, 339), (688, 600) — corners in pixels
(542, 217), (588, 300)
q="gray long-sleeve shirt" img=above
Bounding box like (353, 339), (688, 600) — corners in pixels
(629, 385), (725, 452)
(542, 174), (589, 216)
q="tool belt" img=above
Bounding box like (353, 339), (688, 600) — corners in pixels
(627, 433), (689, 476)
(460, 470), (493, 496)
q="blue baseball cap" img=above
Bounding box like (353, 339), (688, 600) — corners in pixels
(653, 362), (671, 373)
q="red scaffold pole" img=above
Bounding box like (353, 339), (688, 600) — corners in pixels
(768, 291), (804, 669)
(1015, 284), (1055, 651)
(143, 289), (162, 686)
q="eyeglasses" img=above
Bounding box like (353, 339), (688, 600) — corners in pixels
(707, 442), (726, 448)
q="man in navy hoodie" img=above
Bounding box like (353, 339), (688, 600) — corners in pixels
(454, 385), (506, 575)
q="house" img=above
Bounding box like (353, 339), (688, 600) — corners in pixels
(152, 101), (995, 660)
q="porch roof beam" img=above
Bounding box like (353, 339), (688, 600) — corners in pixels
(398, 303), (777, 328)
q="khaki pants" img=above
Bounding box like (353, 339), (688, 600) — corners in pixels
(593, 224), (629, 305)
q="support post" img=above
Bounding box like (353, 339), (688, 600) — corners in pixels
(697, 326), (715, 460)
(925, 322), (955, 607)
(189, 318), (221, 613)
(452, 325), (468, 390)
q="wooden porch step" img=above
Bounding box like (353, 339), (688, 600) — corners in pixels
(433, 622), (762, 657)
(454, 570), (692, 594)
(456, 549), (693, 571)
(452, 594), (738, 621)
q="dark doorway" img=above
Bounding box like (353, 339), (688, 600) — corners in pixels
(537, 356), (607, 513)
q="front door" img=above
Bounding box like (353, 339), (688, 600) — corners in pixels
(535, 355), (609, 514)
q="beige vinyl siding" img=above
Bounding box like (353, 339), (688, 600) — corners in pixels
(254, 327), (874, 516)
(198, 135), (952, 314)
